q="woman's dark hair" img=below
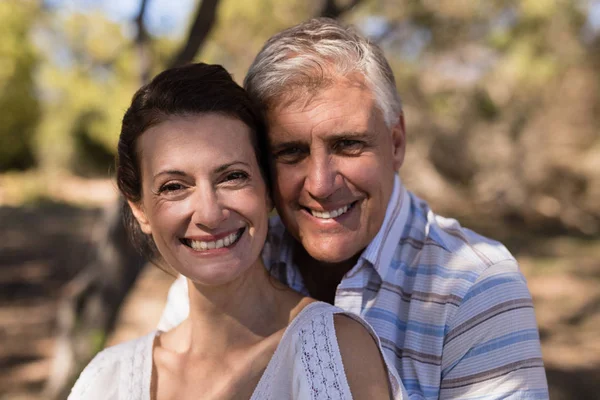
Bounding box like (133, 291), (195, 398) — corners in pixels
(116, 63), (270, 264)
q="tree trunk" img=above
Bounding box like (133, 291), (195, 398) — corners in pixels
(43, 200), (147, 399)
(135, 0), (152, 84)
(318, 0), (362, 18)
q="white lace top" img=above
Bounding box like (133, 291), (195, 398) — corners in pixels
(69, 302), (406, 400)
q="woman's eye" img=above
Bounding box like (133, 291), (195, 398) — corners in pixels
(223, 171), (249, 182)
(158, 182), (185, 194)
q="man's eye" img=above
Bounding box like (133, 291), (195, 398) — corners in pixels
(273, 147), (307, 164)
(335, 139), (364, 154)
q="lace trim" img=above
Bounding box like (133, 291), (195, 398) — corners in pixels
(299, 313), (346, 400)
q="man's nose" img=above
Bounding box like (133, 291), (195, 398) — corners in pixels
(191, 188), (228, 229)
(305, 155), (339, 200)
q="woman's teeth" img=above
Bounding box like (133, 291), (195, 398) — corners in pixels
(187, 229), (242, 250)
(310, 204), (350, 219)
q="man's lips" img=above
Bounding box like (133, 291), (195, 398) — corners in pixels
(180, 227), (245, 251)
(300, 201), (358, 220)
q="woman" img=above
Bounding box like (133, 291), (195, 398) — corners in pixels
(69, 63), (404, 399)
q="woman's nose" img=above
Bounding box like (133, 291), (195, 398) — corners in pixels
(190, 188), (228, 230)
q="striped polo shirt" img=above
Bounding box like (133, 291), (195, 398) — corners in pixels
(262, 175), (549, 399)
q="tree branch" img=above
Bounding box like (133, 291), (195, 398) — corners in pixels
(317, 0), (362, 19)
(42, 200), (147, 400)
(169, 0), (221, 68)
(134, 0), (150, 45)
(135, 0), (152, 83)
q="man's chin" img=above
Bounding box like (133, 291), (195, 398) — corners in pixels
(303, 240), (363, 266)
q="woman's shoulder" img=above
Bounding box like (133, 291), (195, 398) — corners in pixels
(68, 331), (157, 400)
(286, 302), (405, 399)
(287, 300), (372, 337)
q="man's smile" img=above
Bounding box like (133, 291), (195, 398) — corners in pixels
(300, 201), (359, 220)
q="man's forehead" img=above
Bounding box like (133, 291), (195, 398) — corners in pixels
(267, 72), (368, 110)
(266, 92), (381, 143)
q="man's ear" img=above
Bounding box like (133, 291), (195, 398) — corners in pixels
(128, 200), (152, 235)
(391, 112), (406, 171)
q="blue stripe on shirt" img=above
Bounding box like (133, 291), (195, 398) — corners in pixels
(365, 308), (448, 337)
(462, 273), (527, 303)
(389, 259), (480, 282)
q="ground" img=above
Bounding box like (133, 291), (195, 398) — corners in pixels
(0, 178), (598, 399)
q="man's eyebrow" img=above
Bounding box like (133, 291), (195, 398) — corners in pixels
(325, 131), (373, 141)
(269, 140), (306, 152)
(270, 132), (372, 147)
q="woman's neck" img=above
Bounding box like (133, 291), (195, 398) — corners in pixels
(168, 260), (301, 357)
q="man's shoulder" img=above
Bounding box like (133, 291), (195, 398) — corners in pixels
(390, 193), (521, 303)
(403, 193), (516, 270)
(429, 212), (515, 266)
(387, 194), (533, 335)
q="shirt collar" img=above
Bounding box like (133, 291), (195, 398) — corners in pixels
(353, 175), (410, 280)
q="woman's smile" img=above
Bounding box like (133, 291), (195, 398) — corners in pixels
(180, 227), (246, 252)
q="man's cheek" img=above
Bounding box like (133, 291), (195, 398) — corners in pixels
(274, 168), (301, 198)
(342, 162), (380, 187)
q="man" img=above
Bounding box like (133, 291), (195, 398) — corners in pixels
(158, 18), (548, 399)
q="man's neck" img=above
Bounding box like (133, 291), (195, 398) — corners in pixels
(291, 242), (360, 304)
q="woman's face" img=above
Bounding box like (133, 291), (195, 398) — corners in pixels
(129, 114), (271, 286)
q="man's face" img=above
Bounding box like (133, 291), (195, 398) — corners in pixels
(267, 77), (405, 264)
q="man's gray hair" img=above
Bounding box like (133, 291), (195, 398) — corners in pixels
(244, 18), (402, 128)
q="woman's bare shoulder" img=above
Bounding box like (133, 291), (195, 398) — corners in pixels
(333, 314), (392, 400)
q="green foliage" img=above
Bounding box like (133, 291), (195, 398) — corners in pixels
(474, 89), (499, 121)
(34, 11), (156, 175)
(0, 0), (598, 232)
(0, 0), (41, 171)
(201, 0), (318, 80)
(90, 329), (107, 354)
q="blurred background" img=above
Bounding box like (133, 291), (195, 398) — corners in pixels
(0, 0), (599, 399)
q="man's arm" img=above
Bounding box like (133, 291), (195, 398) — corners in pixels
(440, 260), (548, 399)
(156, 274), (189, 331)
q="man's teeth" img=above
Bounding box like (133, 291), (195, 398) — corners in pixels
(310, 204), (350, 219)
(188, 230), (241, 251)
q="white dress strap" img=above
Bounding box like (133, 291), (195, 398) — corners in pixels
(68, 331), (156, 400)
(251, 301), (407, 399)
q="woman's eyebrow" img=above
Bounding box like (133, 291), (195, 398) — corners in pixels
(214, 161), (251, 173)
(153, 169), (186, 180)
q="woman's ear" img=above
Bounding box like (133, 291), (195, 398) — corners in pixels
(128, 200), (152, 235)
